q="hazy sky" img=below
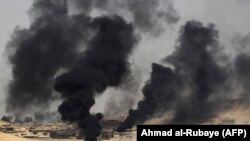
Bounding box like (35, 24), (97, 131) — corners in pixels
(0, 0), (250, 115)
(0, 0), (32, 115)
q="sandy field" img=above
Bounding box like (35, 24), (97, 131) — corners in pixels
(0, 120), (82, 141)
(0, 133), (82, 141)
(0, 132), (38, 141)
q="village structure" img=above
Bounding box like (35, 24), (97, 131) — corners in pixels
(0, 117), (137, 141)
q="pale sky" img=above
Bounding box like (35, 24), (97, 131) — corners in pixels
(0, 0), (32, 115)
(0, 0), (250, 115)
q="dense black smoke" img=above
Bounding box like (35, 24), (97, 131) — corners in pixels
(117, 63), (176, 131)
(118, 20), (228, 131)
(167, 21), (227, 123)
(71, 0), (180, 34)
(6, 0), (179, 119)
(6, 0), (91, 117)
(1, 115), (13, 123)
(5, 0), (178, 138)
(79, 113), (103, 141)
(54, 16), (137, 141)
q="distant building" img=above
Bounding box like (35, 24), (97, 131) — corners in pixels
(99, 129), (114, 140)
(0, 125), (15, 133)
(220, 118), (236, 125)
(50, 129), (76, 139)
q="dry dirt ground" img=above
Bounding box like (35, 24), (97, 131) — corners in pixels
(0, 120), (81, 141)
(0, 132), (38, 141)
(0, 133), (82, 141)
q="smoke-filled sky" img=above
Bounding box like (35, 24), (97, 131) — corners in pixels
(0, 0), (250, 116)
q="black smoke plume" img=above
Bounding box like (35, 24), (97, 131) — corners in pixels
(6, 0), (179, 119)
(1, 115), (13, 123)
(54, 15), (137, 141)
(5, 0), (179, 138)
(118, 20), (228, 131)
(117, 63), (176, 131)
(6, 0), (91, 117)
(167, 21), (227, 123)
